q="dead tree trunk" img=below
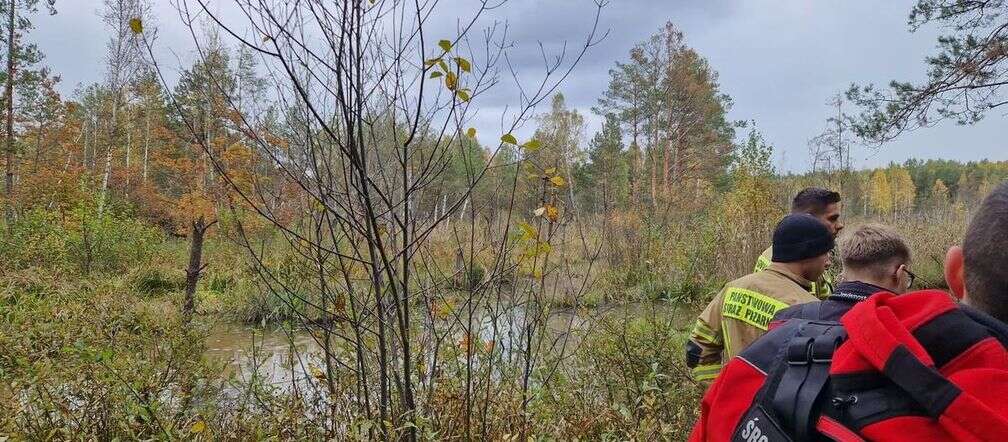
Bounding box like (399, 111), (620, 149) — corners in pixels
(142, 110), (149, 184)
(98, 101), (118, 216)
(183, 216), (215, 319)
(4, 0), (16, 228)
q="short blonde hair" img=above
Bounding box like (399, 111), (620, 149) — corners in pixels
(838, 224), (911, 276)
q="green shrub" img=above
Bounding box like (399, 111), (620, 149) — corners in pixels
(530, 305), (704, 439)
(65, 201), (164, 275)
(0, 272), (224, 439)
(133, 266), (184, 296)
(0, 198), (165, 277)
(0, 208), (70, 271)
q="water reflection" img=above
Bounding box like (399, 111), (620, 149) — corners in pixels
(203, 302), (693, 390)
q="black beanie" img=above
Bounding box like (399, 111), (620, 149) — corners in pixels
(771, 213), (834, 263)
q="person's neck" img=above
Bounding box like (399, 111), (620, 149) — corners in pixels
(842, 272), (898, 294)
(773, 261), (815, 283)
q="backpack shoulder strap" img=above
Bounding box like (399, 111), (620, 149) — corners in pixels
(798, 301), (823, 320)
(769, 321), (846, 440)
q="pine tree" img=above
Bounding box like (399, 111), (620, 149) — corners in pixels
(583, 115), (628, 213)
(2, 0), (56, 226)
(595, 22), (733, 210)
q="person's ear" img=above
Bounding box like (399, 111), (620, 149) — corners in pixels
(894, 263), (906, 293)
(945, 246), (966, 300)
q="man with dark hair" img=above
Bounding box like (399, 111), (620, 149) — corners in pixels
(689, 183), (1008, 441)
(755, 187), (843, 297)
(947, 184), (1008, 321)
(791, 187), (843, 217)
(686, 214), (832, 382)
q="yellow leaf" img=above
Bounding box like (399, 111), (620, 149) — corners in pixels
(190, 420), (206, 434)
(439, 39), (453, 53)
(545, 204), (559, 222)
(466, 127), (477, 138)
(424, 58), (440, 68)
(309, 364), (326, 381)
(455, 57), (472, 73)
(549, 175), (566, 188)
(544, 167), (557, 175)
(456, 89), (471, 102)
(521, 241), (553, 259)
(445, 72), (458, 91)
(429, 71), (443, 79)
(518, 221), (537, 240)
(501, 133), (518, 145)
(522, 139), (542, 150)
(129, 18), (143, 35)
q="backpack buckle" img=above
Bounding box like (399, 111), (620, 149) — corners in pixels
(811, 333), (843, 363)
(787, 337), (814, 365)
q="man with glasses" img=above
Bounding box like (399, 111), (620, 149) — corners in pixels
(769, 223), (913, 325)
(688, 223), (916, 439)
(690, 185), (1008, 440)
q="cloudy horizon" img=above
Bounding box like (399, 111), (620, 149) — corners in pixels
(32, 0), (1008, 173)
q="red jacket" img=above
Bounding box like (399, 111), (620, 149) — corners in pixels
(689, 290), (1008, 441)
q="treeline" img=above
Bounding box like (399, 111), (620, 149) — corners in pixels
(0, 20), (742, 239)
(4, 11), (1001, 244)
(430, 22), (741, 221)
(782, 159), (1008, 219)
(4, 21), (284, 238)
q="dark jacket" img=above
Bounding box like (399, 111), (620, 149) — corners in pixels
(770, 280), (890, 325)
(689, 288), (1008, 441)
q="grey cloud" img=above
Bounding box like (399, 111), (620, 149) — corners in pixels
(32, 0), (1008, 170)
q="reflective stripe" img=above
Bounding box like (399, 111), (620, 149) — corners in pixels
(692, 319), (721, 344)
(723, 322), (733, 359)
(721, 287), (790, 331)
(692, 364), (721, 382)
(754, 255), (771, 273)
(813, 275), (834, 298)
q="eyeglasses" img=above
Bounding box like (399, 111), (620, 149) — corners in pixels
(901, 267), (917, 289)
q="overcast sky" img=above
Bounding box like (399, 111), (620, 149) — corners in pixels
(32, 0), (1008, 172)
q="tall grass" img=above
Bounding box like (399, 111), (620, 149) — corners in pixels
(0, 190), (976, 439)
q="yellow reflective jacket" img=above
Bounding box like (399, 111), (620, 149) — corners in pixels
(754, 246), (834, 298)
(688, 263), (818, 382)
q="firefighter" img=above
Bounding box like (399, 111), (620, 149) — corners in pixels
(754, 187), (843, 298)
(689, 182), (1008, 441)
(686, 213), (833, 382)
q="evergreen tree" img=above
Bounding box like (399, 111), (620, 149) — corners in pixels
(582, 115), (628, 213)
(850, 1), (1008, 143)
(595, 22), (734, 209)
(2, 0), (56, 224)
